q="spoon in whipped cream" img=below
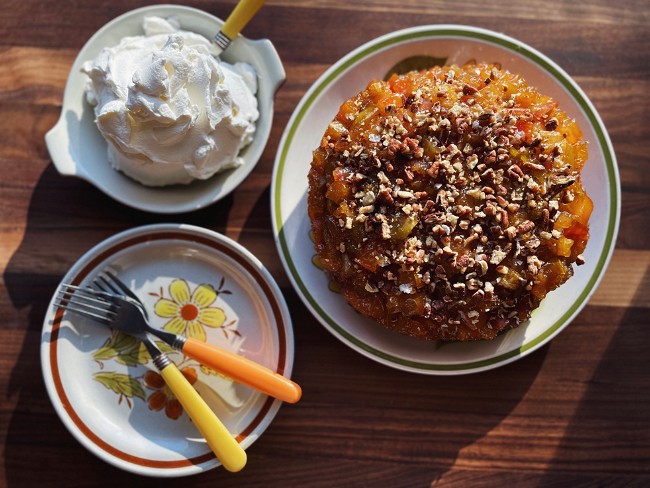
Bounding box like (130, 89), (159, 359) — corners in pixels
(82, 15), (261, 187)
(213, 0), (267, 55)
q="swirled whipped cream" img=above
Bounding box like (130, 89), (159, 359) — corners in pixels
(82, 16), (259, 186)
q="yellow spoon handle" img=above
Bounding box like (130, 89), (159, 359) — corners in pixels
(159, 362), (247, 472)
(220, 0), (266, 41)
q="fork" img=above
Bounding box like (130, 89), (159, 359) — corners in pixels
(212, 0), (266, 55)
(55, 285), (248, 473)
(93, 271), (302, 404)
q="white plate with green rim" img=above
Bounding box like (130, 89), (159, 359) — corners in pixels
(41, 224), (295, 476)
(271, 25), (620, 375)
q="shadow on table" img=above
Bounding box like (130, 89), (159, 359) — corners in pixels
(3, 165), (235, 487)
(4, 171), (550, 486)
(206, 187), (550, 486)
(244, 293), (551, 487)
(537, 259), (650, 485)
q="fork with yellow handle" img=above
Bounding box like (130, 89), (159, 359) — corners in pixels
(213, 0), (266, 55)
(94, 271), (302, 404)
(56, 285), (247, 472)
(146, 340), (247, 472)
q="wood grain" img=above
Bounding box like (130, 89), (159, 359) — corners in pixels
(1, 0), (649, 486)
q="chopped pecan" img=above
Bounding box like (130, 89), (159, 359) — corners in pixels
(517, 220), (535, 234)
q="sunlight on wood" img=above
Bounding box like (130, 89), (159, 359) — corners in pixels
(589, 249), (650, 308)
(0, 47), (74, 97)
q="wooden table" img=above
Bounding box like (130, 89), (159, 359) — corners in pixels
(2, 1), (649, 486)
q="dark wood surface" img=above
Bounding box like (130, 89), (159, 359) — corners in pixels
(1, 1), (649, 486)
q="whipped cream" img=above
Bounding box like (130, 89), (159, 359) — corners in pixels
(82, 16), (259, 186)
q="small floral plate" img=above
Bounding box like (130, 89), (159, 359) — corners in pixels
(40, 224), (294, 477)
(271, 25), (620, 375)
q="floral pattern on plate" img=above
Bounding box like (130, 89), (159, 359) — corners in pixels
(90, 276), (243, 420)
(41, 224), (294, 476)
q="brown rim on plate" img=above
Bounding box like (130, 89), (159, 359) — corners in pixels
(49, 230), (287, 468)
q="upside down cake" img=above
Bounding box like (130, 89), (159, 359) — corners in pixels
(307, 63), (593, 341)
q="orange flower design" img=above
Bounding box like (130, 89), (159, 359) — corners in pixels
(143, 367), (198, 420)
(154, 279), (226, 342)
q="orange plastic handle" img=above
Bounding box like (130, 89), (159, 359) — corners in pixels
(182, 337), (302, 404)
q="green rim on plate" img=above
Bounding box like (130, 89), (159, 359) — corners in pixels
(273, 26), (619, 372)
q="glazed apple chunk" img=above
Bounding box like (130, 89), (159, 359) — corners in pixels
(308, 63), (592, 341)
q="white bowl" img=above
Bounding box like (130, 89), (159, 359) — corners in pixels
(272, 25), (620, 375)
(46, 5), (285, 214)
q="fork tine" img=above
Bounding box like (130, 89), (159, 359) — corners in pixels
(58, 286), (112, 308)
(56, 292), (116, 316)
(54, 298), (114, 325)
(56, 285), (119, 320)
(98, 271), (149, 319)
(94, 275), (121, 295)
(61, 283), (111, 298)
(60, 284), (123, 304)
(101, 271), (139, 301)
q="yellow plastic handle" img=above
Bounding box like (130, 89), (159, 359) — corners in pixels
(220, 0), (266, 40)
(159, 362), (247, 472)
(183, 337), (302, 404)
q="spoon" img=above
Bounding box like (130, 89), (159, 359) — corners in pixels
(213, 0), (267, 55)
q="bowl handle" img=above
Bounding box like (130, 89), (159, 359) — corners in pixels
(45, 116), (78, 176)
(250, 38), (286, 94)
